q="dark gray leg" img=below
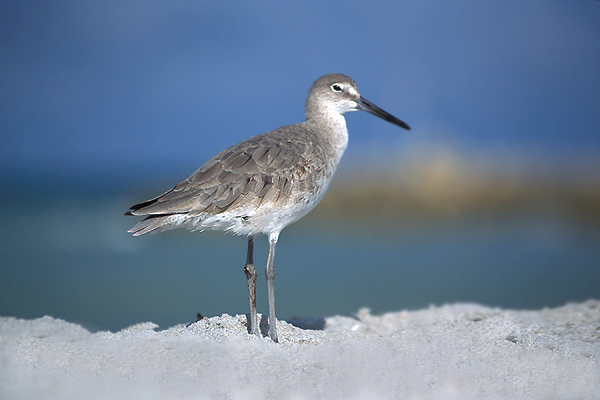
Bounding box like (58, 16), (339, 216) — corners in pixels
(266, 232), (279, 342)
(243, 236), (259, 336)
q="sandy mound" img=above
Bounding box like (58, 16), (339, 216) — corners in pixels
(1, 301), (599, 399)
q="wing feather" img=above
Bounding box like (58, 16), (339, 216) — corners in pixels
(126, 124), (326, 224)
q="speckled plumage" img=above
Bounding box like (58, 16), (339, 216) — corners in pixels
(126, 122), (341, 237)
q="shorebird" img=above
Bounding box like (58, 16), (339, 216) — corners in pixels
(125, 74), (410, 342)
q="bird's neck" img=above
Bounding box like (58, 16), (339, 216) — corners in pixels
(304, 109), (349, 162)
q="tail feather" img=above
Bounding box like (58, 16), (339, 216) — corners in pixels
(127, 215), (176, 236)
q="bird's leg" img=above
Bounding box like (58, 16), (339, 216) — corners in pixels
(243, 236), (259, 336)
(265, 232), (279, 342)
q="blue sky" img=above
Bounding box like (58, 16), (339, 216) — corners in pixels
(1, 1), (599, 186)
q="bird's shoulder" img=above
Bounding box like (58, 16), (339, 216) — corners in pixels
(184, 123), (322, 188)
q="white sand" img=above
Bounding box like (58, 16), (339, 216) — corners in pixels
(1, 301), (599, 400)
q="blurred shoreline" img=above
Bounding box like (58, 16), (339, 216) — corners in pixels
(2, 145), (599, 230)
(310, 145), (600, 231)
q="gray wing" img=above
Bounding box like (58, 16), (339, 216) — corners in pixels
(126, 125), (322, 233)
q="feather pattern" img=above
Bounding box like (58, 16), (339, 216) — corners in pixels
(126, 123), (341, 236)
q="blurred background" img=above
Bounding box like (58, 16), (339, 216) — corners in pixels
(1, 1), (599, 332)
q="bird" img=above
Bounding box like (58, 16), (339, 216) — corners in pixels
(125, 73), (410, 342)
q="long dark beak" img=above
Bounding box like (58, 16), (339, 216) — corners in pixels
(356, 97), (411, 130)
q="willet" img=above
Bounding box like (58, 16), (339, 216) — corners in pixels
(125, 73), (410, 342)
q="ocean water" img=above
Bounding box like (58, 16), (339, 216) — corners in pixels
(1, 188), (599, 332)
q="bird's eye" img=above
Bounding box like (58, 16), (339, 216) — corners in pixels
(331, 84), (343, 92)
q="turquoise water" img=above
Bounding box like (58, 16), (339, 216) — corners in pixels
(1, 189), (599, 332)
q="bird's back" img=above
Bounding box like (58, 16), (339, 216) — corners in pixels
(127, 122), (343, 236)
